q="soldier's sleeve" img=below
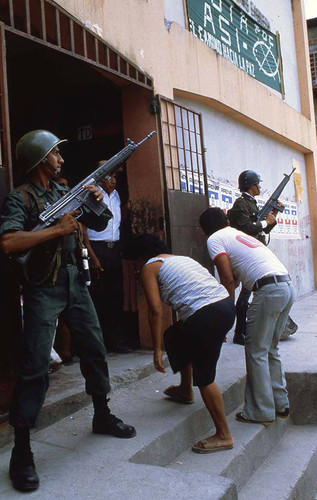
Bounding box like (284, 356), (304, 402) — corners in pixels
(228, 198), (263, 236)
(0, 190), (29, 237)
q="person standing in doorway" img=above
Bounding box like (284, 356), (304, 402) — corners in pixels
(84, 169), (131, 353)
(0, 131), (136, 493)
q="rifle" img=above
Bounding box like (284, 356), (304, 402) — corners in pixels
(256, 167), (296, 221)
(17, 130), (156, 266)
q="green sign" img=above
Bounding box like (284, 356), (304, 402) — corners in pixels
(186, 0), (283, 93)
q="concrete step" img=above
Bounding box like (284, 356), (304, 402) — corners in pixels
(0, 350), (169, 449)
(168, 408), (290, 489)
(239, 425), (317, 500)
(0, 367), (240, 499)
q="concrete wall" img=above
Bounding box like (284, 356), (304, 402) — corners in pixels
(55, 0), (317, 292)
(55, 1), (315, 152)
(175, 94), (315, 296)
(164, 0), (301, 111)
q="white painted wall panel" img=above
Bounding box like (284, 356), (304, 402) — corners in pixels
(175, 95), (314, 296)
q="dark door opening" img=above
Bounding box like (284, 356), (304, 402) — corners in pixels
(6, 30), (127, 191)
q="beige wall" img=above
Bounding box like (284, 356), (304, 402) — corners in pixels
(57, 0), (317, 284)
(57, 0), (316, 153)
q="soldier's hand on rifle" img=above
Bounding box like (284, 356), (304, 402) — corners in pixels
(57, 210), (81, 235)
(82, 184), (104, 202)
(265, 211), (276, 226)
(272, 200), (284, 216)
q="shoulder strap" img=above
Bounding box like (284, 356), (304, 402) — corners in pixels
(16, 183), (32, 212)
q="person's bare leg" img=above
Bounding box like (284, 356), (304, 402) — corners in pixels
(164, 364), (194, 403)
(193, 382), (234, 451)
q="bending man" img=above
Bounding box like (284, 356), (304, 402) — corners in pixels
(200, 207), (296, 425)
(133, 233), (235, 453)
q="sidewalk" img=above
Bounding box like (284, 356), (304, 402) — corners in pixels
(0, 292), (316, 499)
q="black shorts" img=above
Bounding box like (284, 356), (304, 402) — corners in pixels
(164, 297), (235, 387)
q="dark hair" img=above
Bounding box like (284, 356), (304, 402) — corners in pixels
(131, 233), (168, 261)
(199, 208), (228, 236)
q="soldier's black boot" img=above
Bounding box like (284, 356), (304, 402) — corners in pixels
(9, 440), (39, 492)
(92, 396), (136, 439)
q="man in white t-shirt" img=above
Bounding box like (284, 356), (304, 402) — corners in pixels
(199, 207), (296, 425)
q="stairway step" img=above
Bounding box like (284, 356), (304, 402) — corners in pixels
(168, 409), (290, 489)
(239, 424), (317, 500)
(0, 369), (240, 500)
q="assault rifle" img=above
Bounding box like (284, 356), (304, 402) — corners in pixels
(256, 167), (296, 221)
(17, 130), (156, 266)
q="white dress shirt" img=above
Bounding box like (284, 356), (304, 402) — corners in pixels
(86, 188), (121, 241)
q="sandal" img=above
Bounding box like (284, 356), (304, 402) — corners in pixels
(235, 411), (274, 427)
(163, 386), (194, 404)
(276, 407), (289, 419)
(192, 439), (234, 454)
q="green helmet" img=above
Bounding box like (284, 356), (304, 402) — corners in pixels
(16, 130), (68, 173)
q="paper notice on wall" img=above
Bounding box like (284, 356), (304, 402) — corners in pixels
(294, 173), (303, 203)
(270, 201), (300, 239)
(220, 184), (234, 213)
(256, 197), (266, 213)
(290, 203), (299, 237)
(207, 177), (220, 207)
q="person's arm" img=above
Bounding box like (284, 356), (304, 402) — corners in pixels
(214, 254), (235, 300)
(0, 184), (104, 255)
(141, 263), (166, 373)
(0, 210), (80, 254)
(81, 225), (104, 279)
(263, 211), (277, 234)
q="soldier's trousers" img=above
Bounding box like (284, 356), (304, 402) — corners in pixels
(10, 264), (111, 429)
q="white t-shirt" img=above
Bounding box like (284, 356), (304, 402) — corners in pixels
(146, 256), (228, 321)
(207, 227), (288, 291)
(86, 188), (121, 242)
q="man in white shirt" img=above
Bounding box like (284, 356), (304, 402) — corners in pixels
(84, 173), (130, 353)
(199, 207), (296, 425)
(227, 170), (276, 345)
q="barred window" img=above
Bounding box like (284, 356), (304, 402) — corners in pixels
(160, 98), (206, 195)
(310, 51), (317, 89)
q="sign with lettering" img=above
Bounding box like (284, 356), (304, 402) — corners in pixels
(77, 125), (93, 141)
(185, 0), (283, 93)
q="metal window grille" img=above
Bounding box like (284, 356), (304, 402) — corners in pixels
(160, 99), (205, 195)
(310, 51), (317, 89)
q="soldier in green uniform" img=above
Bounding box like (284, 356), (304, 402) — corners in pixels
(227, 170), (276, 345)
(0, 130), (136, 493)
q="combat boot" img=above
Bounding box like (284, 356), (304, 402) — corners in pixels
(9, 447), (39, 492)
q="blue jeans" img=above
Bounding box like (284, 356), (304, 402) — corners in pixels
(243, 281), (296, 421)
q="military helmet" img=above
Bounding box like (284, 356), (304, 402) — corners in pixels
(16, 130), (68, 173)
(238, 170), (262, 192)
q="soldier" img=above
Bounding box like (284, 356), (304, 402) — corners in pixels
(227, 170), (277, 345)
(0, 130), (136, 493)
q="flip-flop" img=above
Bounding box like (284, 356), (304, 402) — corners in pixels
(235, 411), (274, 426)
(192, 439), (234, 454)
(163, 386), (194, 404)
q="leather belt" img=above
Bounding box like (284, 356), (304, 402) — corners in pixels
(91, 240), (120, 249)
(252, 274), (291, 291)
